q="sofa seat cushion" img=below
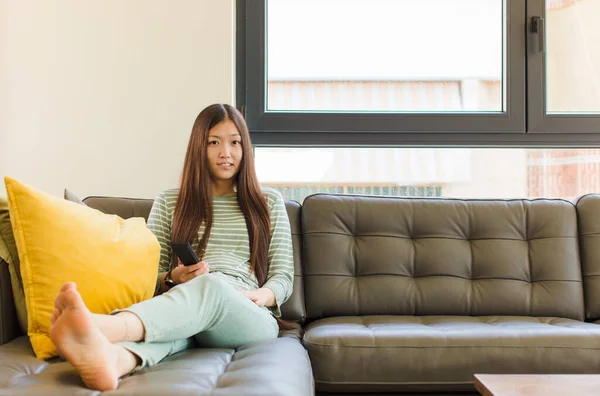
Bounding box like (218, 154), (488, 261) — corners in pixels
(304, 315), (600, 393)
(0, 336), (313, 395)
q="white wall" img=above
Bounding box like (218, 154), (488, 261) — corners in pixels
(0, 0), (235, 199)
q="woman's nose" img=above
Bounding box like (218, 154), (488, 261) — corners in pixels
(219, 147), (231, 158)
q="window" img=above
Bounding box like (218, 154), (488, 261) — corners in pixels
(255, 147), (600, 202)
(238, 0), (600, 145)
(266, 0), (505, 113)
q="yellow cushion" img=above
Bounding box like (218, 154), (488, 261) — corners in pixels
(4, 177), (160, 359)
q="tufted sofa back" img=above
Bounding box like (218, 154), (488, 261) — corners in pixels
(301, 194), (584, 321)
(575, 194), (600, 321)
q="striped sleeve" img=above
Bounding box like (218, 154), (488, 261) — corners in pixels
(262, 189), (294, 317)
(146, 191), (173, 293)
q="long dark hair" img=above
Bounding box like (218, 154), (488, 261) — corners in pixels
(170, 104), (270, 286)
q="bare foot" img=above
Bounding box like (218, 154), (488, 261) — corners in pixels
(50, 282), (123, 391)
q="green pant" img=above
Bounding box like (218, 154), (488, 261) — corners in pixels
(117, 273), (279, 369)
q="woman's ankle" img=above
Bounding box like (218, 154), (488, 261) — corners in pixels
(115, 312), (146, 342)
(92, 312), (145, 343)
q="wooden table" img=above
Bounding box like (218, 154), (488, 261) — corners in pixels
(475, 374), (600, 395)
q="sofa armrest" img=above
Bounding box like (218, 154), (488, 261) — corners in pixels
(0, 259), (19, 345)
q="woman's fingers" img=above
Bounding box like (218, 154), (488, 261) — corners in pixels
(175, 262), (209, 284)
(183, 262), (203, 272)
(188, 262), (209, 279)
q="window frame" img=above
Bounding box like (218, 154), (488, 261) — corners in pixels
(237, 0), (600, 147)
(527, 0), (600, 134)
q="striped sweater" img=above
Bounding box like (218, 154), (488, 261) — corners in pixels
(146, 187), (294, 317)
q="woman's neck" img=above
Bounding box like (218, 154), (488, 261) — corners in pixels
(211, 181), (236, 197)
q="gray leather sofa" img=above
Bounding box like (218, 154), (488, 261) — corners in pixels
(2, 192), (600, 395)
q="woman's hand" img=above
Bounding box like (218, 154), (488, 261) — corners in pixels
(240, 287), (276, 307)
(172, 261), (209, 284)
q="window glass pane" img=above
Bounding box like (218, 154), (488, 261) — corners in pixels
(546, 0), (600, 113)
(266, 0), (506, 113)
(256, 147), (600, 201)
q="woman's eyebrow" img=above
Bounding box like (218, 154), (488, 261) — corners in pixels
(208, 133), (241, 139)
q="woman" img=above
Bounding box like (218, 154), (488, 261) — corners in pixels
(49, 104), (294, 391)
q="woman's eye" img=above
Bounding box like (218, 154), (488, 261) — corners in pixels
(208, 141), (218, 145)
(232, 140), (241, 145)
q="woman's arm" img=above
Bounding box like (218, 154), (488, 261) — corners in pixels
(261, 189), (294, 317)
(146, 191), (173, 295)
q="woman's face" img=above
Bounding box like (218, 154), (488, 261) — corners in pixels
(206, 119), (243, 186)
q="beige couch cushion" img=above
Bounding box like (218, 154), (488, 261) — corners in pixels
(83, 196), (154, 221)
(0, 198), (26, 333)
(302, 194), (584, 321)
(304, 316), (600, 393)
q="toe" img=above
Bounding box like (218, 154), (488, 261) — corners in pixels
(61, 282), (77, 293)
(50, 308), (60, 325)
(54, 295), (65, 312)
(63, 288), (87, 311)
